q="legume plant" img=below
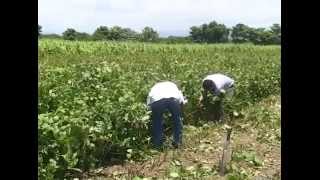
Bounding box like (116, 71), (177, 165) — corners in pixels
(38, 39), (280, 179)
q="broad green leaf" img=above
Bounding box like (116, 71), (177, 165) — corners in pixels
(169, 172), (179, 178)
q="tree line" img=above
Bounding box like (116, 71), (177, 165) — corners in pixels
(38, 21), (280, 45)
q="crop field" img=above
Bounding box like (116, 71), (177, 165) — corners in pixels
(38, 39), (280, 179)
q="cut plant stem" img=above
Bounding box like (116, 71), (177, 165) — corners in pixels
(219, 126), (232, 176)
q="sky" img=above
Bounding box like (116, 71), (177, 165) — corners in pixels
(38, 0), (281, 37)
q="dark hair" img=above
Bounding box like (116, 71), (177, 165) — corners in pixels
(203, 80), (216, 92)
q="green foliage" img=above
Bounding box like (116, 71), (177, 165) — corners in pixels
(234, 24), (281, 45)
(141, 27), (159, 42)
(248, 26), (281, 45)
(190, 21), (230, 43)
(233, 151), (263, 167)
(62, 29), (91, 41)
(92, 26), (140, 41)
(62, 28), (78, 41)
(92, 26), (110, 40)
(227, 170), (249, 180)
(270, 24), (281, 44)
(38, 39), (280, 179)
(41, 34), (62, 39)
(159, 36), (193, 44)
(231, 24), (252, 43)
(166, 160), (217, 179)
(121, 27), (140, 40)
(76, 32), (91, 41)
(38, 25), (42, 37)
(190, 21), (281, 45)
(40, 22), (280, 44)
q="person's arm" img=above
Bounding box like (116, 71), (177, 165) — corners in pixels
(226, 77), (235, 89)
(146, 93), (151, 106)
(198, 89), (208, 107)
(176, 90), (186, 119)
(177, 90), (187, 105)
(218, 89), (226, 99)
(180, 102), (184, 114)
(202, 89), (208, 100)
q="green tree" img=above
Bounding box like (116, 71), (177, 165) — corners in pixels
(270, 24), (281, 44)
(76, 32), (91, 41)
(206, 21), (229, 43)
(121, 28), (139, 40)
(248, 28), (265, 45)
(62, 28), (78, 40)
(38, 25), (42, 37)
(165, 36), (192, 44)
(248, 28), (275, 45)
(93, 26), (139, 41)
(231, 24), (252, 43)
(190, 26), (204, 42)
(92, 26), (110, 40)
(141, 27), (159, 42)
(109, 26), (123, 40)
(245, 24), (281, 45)
(41, 34), (62, 39)
(190, 21), (229, 43)
(271, 24), (281, 34)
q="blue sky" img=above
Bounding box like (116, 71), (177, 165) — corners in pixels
(38, 0), (281, 37)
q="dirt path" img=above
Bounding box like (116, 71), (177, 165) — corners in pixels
(82, 130), (280, 179)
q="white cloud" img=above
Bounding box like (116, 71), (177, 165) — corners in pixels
(38, 0), (280, 36)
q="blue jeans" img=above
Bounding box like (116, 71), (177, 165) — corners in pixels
(150, 98), (182, 147)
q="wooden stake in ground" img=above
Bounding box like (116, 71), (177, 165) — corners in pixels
(219, 125), (233, 176)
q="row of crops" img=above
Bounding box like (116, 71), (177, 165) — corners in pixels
(38, 39), (280, 179)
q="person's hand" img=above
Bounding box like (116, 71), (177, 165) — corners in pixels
(199, 95), (203, 102)
(183, 98), (188, 104)
(198, 95), (205, 108)
(218, 89), (226, 98)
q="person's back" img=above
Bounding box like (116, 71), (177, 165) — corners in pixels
(147, 81), (187, 149)
(200, 73), (235, 121)
(147, 81), (186, 106)
(203, 74), (234, 95)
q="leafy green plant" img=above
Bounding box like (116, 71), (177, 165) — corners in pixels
(233, 151), (263, 167)
(38, 39), (280, 179)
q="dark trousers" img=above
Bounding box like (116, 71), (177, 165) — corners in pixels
(150, 98), (182, 147)
(212, 99), (224, 121)
(202, 91), (224, 121)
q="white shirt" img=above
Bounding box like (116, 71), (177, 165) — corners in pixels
(203, 74), (234, 94)
(147, 81), (187, 106)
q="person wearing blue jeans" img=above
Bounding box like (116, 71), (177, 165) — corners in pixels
(147, 81), (187, 148)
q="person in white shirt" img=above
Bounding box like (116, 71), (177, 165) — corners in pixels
(199, 73), (235, 121)
(147, 81), (187, 148)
